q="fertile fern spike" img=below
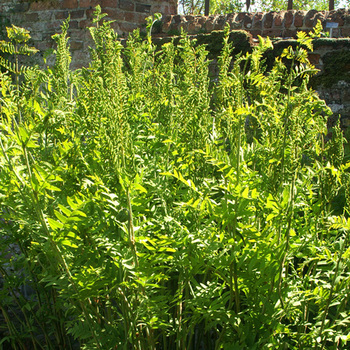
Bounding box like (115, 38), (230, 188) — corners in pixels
(51, 17), (72, 99)
(0, 24), (38, 90)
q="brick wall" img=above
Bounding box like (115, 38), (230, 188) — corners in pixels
(1, 3), (350, 127)
(0, 0), (177, 68)
(161, 9), (350, 37)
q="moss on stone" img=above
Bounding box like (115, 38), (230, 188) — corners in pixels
(313, 38), (350, 50)
(153, 30), (252, 59)
(311, 49), (350, 88)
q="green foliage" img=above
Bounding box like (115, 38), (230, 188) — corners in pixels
(1, 12), (350, 350)
(180, 0), (342, 15)
(0, 25), (38, 88)
(259, 0), (340, 11)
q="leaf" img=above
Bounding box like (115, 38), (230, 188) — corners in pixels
(54, 210), (67, 224)
(134, 183), (147, 194)
(48, 218), (63, 230)
(60, 239), (78, 248)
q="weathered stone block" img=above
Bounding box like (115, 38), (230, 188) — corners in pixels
(135, 3), (151, 13)
(70, 40), (84, 50)
(329, 9), (347, 26)
(29, 1), (57, 11)
(13, 2), (30, 12)
(305, 9), (318, 27)
(283, 28), (297, 37)
(294, 10), (305, 27)
(264, 12), (274, 28)
(262, 28), (282, 37)
(119, 21), (139, 34)
(119, 0), (134, 11)
(274, 12), (284, 26)
(214, 15), (226, 30)
(308, 53), (321, 65)
(250, 29), (262, 37)
(173, 15), (182, 24)
(252, 12), (263, 29)
(79, 19), (93, 28)
(341, 28), (350, 37)
(239, 13), (253, 29)
(25, 13), (39, 22)
(70, 9), (85, 19)
(79, 0), (100, 8)
(69, 20), (79, 28)
(55, 11), (69, 19)
(285, 10), (295, 28)
(101, 0), (117, 8)
(62, 0), (78, 9)
(205, 16), (215, 32)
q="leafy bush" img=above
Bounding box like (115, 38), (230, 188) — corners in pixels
(0, 8), (349, 349)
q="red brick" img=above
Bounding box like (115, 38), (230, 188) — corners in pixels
(79, 0), (100, 8)
(119, 0), (134, 11)
(329, 9), (346, 26)
(69, 20), (79, 28)
(341, 28), (350, 36)
(252, 12), (263, 29)
(262, 28), (282, 37)
(29, 1), (57, 11)
(197, 15), (206, 25)
(135, 3), (151, 13)
(308, 53), (320, 65)
(173, 14), (183, 23)
(79, 19), (92, 28)
(101, 0), (117, 7)
(119, 22), (139, 34)
(169, 4), (177, 14)
(55, 10), (69, 19)
(70, 9), (85, 19)
(214, 15), (226, 30)
(86, 8), (95, 19)
(285, 10), (295, 28)
(47, 21), (62, 30)
(264, 12), (274, 28)
(188, 21), (201, 34)
(249, 29), (262, 38)
(294, 10), (304, 27)
(274, 12), (284, 26)
(305, 9), (318, 27)
(283, 28), (297, 38)
(162, 20), (171, 32)
(205, 17), (215, 31)
(62, 0), (78, 9)
(104, 8), (118, 18)
(235, 12), (252, 28)
(124, 11), (146, 22)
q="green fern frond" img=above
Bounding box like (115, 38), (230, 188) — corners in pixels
(18, 45), (39, 56)
(6, 25), (31, 43)
(0, 56), (16, 73)
(297, 30), (313, 51)
(0, 41), (17, 55)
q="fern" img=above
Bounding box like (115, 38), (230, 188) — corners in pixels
(0, 24), (38, 92)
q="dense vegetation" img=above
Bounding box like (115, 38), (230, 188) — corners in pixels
(0, 9), (350, 349)
(179, 0), (341, 16)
